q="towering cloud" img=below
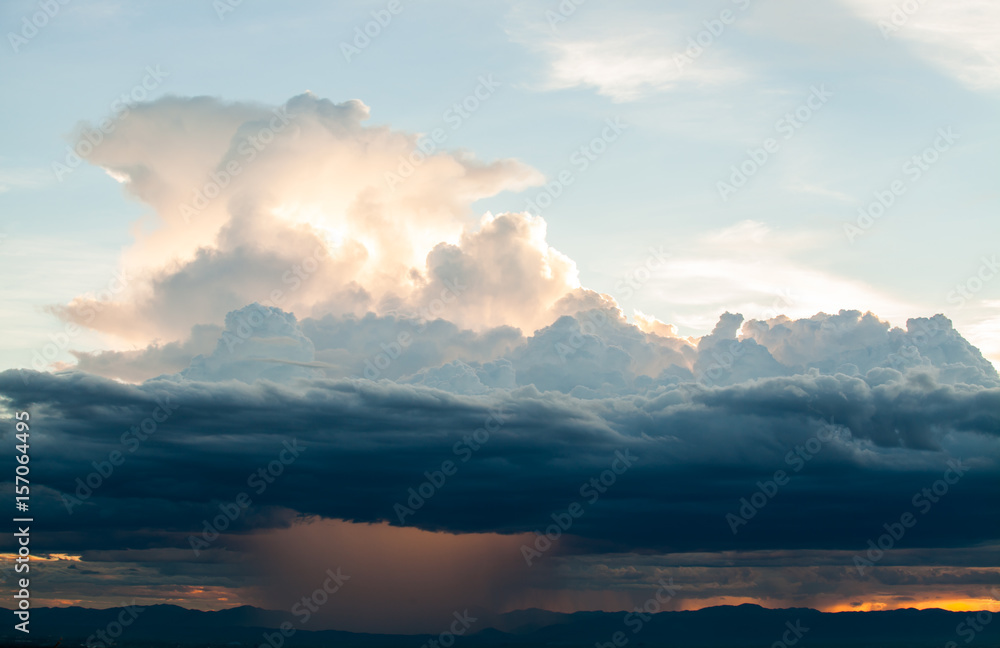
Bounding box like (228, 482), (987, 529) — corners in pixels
(48, 93), (595, 345)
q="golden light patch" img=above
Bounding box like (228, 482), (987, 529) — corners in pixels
(0, 552), (82, 562)
(825, 597), (1000, 613)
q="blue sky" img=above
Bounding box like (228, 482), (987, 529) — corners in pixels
(2, 0), (998, 371)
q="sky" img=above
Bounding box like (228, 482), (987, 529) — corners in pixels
(0, 0), (999, 636)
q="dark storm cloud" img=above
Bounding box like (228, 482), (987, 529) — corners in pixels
(1, 306), (998, 560)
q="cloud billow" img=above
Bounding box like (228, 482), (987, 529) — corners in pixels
(3, 305), (998, 558)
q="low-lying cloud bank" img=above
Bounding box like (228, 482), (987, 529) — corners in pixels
(3, 306), (997, 553)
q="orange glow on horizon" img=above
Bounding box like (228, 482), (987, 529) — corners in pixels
(824, 598), (1000, 613)
(0, 552), (82, 562)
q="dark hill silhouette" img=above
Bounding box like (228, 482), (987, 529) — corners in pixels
(1, 602), (997, 647)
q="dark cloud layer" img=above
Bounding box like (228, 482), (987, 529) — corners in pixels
(2, 308), (997, 563)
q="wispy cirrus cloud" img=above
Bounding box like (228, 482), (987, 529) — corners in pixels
(0, 166), (49, 193)
(840, 0), (1000, 91)
(506, 1), (754, 102)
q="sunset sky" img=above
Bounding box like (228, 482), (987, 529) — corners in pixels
(1, 0), (998, 635)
